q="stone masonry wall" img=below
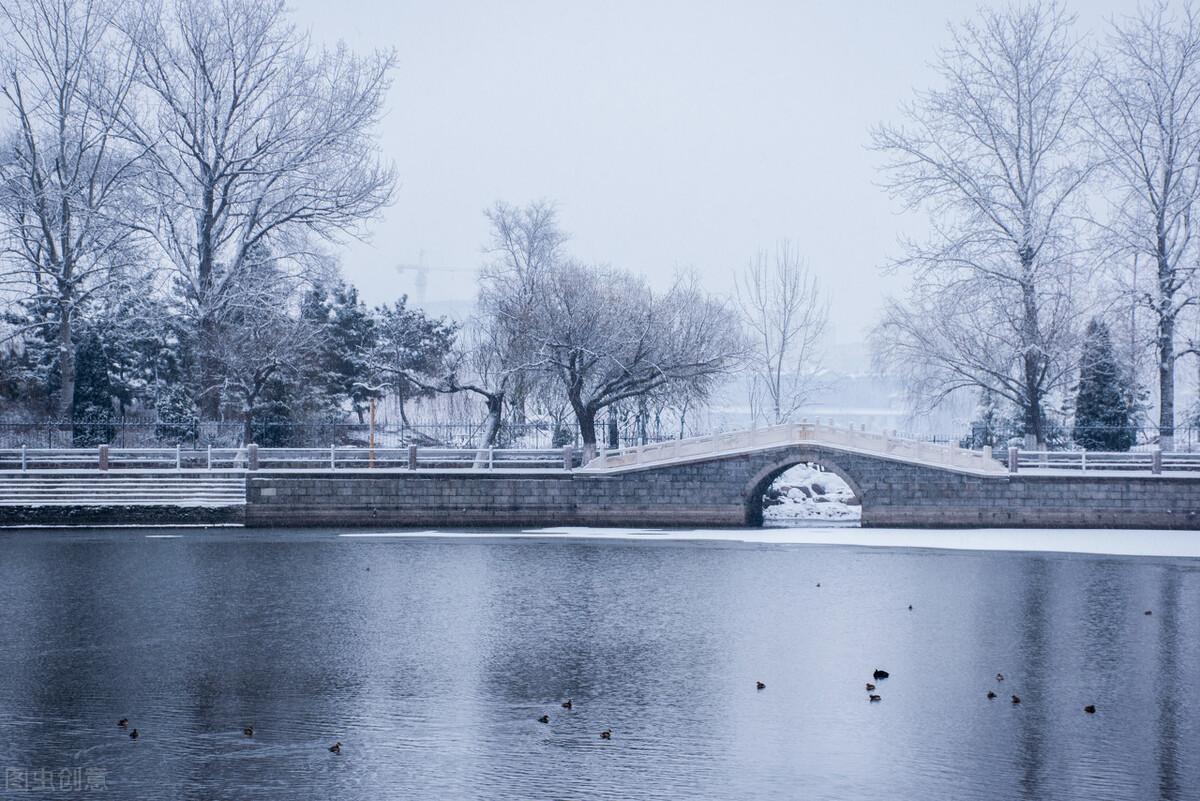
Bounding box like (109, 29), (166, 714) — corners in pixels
(244, 444), (1200, 530)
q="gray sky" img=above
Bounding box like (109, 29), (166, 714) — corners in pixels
(289, 0), (1133, 345)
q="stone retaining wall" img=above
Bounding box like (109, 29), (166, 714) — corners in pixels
(0, 504), (244, 527)
(244, 444), (1200, 530)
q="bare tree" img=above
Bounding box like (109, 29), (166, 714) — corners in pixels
(736, 242), (828, 424)
(1090, 2), (1200, 450)
(534, 264), (745, 457)
(871, 1), (1094, 447)
(474, 200), (566, 423)
(126, 0), (395, 419)
(0, 0), (144, 417)
(472, 203), (743, 454)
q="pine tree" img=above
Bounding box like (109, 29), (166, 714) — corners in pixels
(1072, 319), (1135, 451)
(963, 389), (1001, 448)
(300, 281), (379, 421)
(155, 384), (197, 445)
(71, 332), (115, 446)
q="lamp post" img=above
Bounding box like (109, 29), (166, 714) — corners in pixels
(352, 381), (391, 468)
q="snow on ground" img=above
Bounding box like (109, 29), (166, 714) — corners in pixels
(763, 463), (861, 523)
(7, 525), (1195, 559)
(345, 527), (1200, 559)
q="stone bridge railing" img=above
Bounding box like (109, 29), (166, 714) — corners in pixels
(583, 422), (1008, 474)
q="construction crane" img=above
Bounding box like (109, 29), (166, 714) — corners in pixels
(395, 249), (475, 304)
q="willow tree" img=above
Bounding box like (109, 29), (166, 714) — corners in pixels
(871, 1), (1093, 447)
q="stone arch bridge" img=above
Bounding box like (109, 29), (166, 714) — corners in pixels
(246, 423), (1200, 529)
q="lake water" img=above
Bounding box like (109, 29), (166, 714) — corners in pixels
(1, 527), (1198, 801)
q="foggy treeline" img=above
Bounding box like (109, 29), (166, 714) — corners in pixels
(1, 0), (1198, 453)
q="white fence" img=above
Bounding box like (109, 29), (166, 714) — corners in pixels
(0, 446), (249, 471)
(1014, 450), (1200, 474)
(0, 445), (573, 472)
(584, 422), (1009, 474)
(3, 433), (1197, 476)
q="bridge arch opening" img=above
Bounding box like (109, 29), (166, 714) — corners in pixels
(745, 459), (863, 527)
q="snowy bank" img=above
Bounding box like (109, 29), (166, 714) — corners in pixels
(337, 526), (1200, 560)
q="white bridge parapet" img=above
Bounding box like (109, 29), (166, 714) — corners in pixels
(582, 422), (1009, 475)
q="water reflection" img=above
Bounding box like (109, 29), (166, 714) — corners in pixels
(0, 529), (1197, 800)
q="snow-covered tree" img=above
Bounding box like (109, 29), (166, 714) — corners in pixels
(1090, 3), (1200, 450)
(368, 297), (457, 425)
(469, 200), (567, 438)
(1071, 318), (1136, 451)
(299, 281), (378, 422)
(532, 264), (744, 455)
(70, 329), (114, 445)
(127, 0), (396, 419)
(0, 0), (145, 418)
(871, 1), (1093, 448)
(202, 255), (322, 444)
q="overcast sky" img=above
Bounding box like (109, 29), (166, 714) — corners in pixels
(288, 0), (1133, 345)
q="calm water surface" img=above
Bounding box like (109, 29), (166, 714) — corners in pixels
(0, 527), (1198, 801)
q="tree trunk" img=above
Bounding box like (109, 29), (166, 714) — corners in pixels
(242, 401), (254, 446)
(1018, 252), (1044, 449)
(55, 306), (75, 420)
(197, 181), (221, 420)
(481, 393), (504, 447)
(573, 397), (598, 462)
(198, 313), (222, 419)
(1022, 350), (1043, 450)
(1157, 311), (1175, 451)
(472, 392), (504, 468)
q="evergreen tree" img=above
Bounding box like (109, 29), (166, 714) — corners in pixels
(155, 384), (197, 445)
(300, 281), (378, 421)
(71, 331), (115, 445)
(1072, 319), (1135, 451)
(371, 297), (458, 423)
(963, 389), (1003, 448)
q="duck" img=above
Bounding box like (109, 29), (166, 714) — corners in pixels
(1084, 705), (1096, 714)
(987, 691), (997, 699)
(1144, 610), (1153, 616)
(756, 681), (766, 690)
(996, 673), (1005, 682)
(129, 729), (139, 740)
(869, 695), (881, 702)
(1011, 695), (1021, 705)
(561, 699), (573, 710)
(537, 715), (549, 724)
(600, 729), (612, 740)
(117, 718), (129, 728)
(908, 605), (913, 611)
(243, 726), (254, 737)
(329, 742), (341, 754)
(873, 669), (889, 680)
(865, 683), (876, 692)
